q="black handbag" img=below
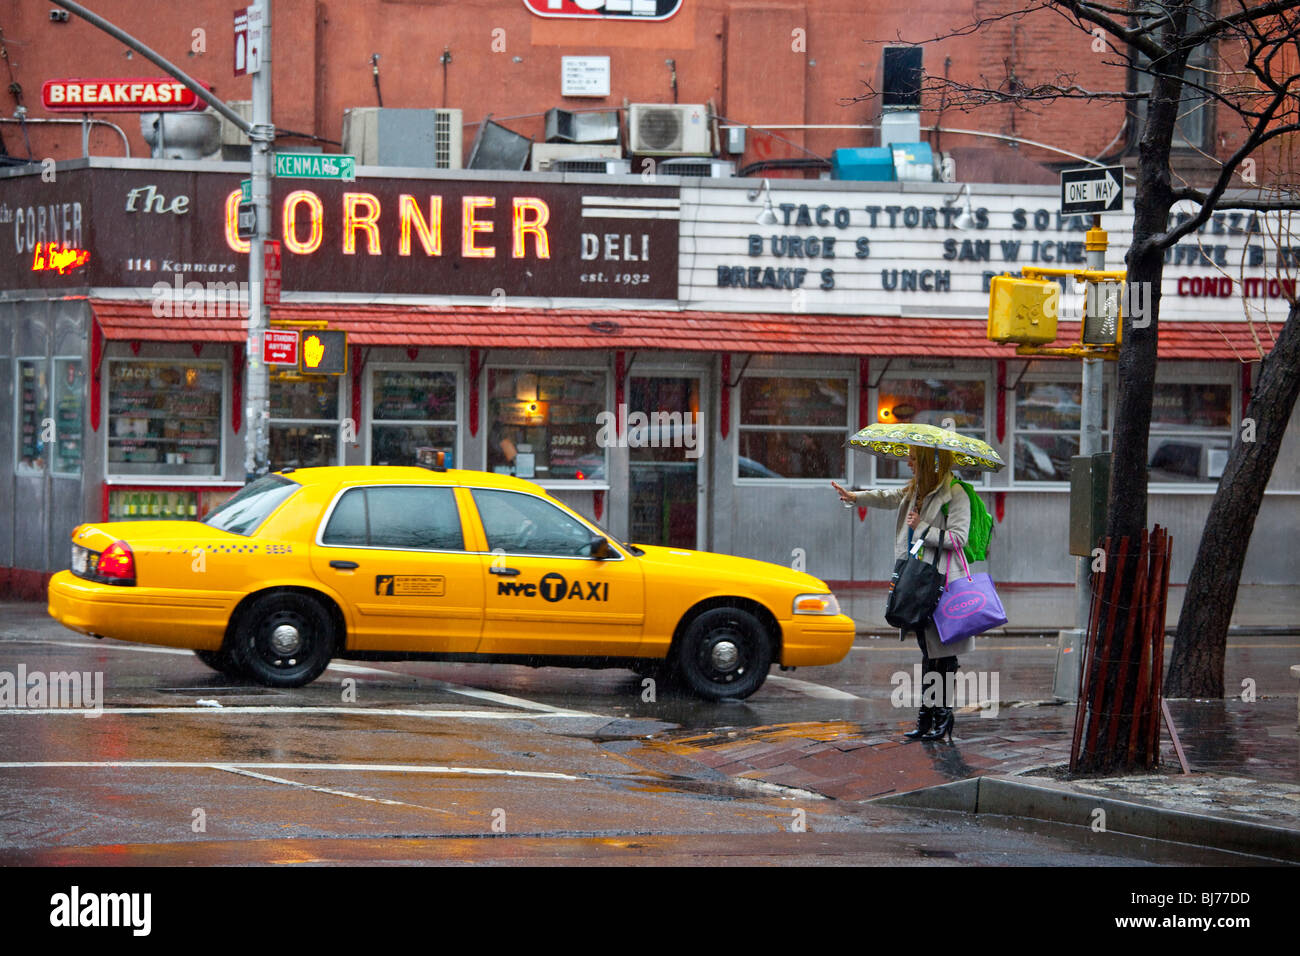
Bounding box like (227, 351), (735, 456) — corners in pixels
(884, 515), (948, 632)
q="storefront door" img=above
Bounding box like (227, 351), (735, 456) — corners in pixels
(628, 376), (705, 550)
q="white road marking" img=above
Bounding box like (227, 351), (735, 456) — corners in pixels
(326, 661), (598, 716)
(765, 674), (861, 701)
(7, 636), (602, 718)
(216, 766), (454, 814)
(0, 761), (586, 781)
(6, 638), (192, 656)
(0, 706), (578, 720)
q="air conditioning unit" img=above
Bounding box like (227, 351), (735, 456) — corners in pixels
(218, 100), (253, 147)
(627, 103), (711, 157)
(342, 108), (463, 169)
(658, 158), (735, 178)
(552, 158), (632, 175)
(544, 108), (620, 145)
(531, 143), (623, 172)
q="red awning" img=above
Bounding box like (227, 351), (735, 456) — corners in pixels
(89, 299), (1280, 360)
(92, 299), (245, 343)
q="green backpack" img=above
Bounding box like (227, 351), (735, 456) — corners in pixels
(942, 477), (993, 563)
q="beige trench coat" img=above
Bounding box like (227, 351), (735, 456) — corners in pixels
(852, 479), (973, 658)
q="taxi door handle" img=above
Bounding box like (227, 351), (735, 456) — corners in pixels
(329, 560), (360, 570)
(489, 566), (520, 576)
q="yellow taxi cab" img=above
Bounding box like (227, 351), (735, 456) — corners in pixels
(47, 465), (855, 700)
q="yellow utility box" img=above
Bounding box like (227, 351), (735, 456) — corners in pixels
(987, 275), (1060, 345)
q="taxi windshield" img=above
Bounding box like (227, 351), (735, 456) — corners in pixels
(202, 474), (300, 536)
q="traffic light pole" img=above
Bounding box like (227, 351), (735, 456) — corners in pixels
(1077, 216), (1107, 633)
(245, 0), (274, 480)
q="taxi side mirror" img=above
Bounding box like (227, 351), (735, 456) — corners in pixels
(588, 535), (612, 559)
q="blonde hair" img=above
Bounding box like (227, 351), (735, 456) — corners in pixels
(904, 447), (956, 505)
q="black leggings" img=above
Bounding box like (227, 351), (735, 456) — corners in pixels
(916, 633), (959, 707)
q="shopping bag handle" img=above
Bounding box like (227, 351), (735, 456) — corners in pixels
(943, 531), (972, 585)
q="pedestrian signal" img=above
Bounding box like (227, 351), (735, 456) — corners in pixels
(298, 330), (347, 375)
(987, 276), (1060, 345)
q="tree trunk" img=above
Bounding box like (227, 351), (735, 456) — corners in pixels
(1086, 21), (1192, 772)
(1167, 300), (1300, 697)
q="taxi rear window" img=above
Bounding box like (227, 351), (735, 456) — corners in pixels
(321, 486), (464, 551)
(202, 474), (300, 536)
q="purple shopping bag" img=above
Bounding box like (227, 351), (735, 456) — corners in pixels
(934, 548), (1007, 644)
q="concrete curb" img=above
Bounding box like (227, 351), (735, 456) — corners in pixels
(874, 774), (1300, 863)
(852, 625), (1300, 639)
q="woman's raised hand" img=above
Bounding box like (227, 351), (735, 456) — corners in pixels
(831, 480), (856, 504)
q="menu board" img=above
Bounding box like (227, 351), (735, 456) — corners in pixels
(107, 361), (223, 476)
(372, 370), (457, 422)
(53, 359), (85, 475)
(17, 361), (48, 473)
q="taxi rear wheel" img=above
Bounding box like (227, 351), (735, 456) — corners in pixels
(231, 592), (335, 688)
(675, 606), (772, 701)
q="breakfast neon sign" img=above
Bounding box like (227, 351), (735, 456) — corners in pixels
(41, 77), (208, 112)
(223, 189), (553, 259)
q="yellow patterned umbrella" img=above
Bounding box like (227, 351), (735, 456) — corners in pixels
(848, 422), (1005, 472)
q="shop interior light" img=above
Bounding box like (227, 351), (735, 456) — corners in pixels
(516, 373), (539, 401)
(747, 178), (779, 226)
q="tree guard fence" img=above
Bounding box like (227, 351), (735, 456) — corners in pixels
(1071, 525), (1174, 774)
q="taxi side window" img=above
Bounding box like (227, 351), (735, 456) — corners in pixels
(322, 487), (464, 551)
(471, 489), (597, 557)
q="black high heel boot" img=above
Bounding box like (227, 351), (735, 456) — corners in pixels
(922, 707), (954, 742)
(903, 707), (933, 739)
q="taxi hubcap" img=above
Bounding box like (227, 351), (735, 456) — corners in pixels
(270, 623), (302, 656)
(710, 639), (740, 672)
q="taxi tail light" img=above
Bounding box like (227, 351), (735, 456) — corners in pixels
(97, 540), (136, 585)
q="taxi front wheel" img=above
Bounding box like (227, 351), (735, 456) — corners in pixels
(232, 592), (335, 688)
(675, 607), (772, 701)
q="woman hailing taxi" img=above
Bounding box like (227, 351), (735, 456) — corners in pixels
(832, 446), (971, 742)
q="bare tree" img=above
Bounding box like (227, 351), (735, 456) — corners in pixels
(852, 2), (1300, 721)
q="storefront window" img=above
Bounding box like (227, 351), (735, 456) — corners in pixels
(270, 377), (340, 469)
(370, 368), (458, 467)
(52, 358), (85, 476)
(107, 360), (224, 477)
(737, 376), (848, 479)
(875, 376), (986, 480)
(1014, 380), (1111, 482)
(16, 359), (49, 475)
(1148, 382), (1232, 483)
(486, 369), (606, 481)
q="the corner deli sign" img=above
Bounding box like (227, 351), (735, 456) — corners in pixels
(522, 0), (683, 21)
(41, 78), (206, 113)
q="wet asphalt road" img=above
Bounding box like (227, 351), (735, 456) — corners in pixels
(1, 601), (1294, 866)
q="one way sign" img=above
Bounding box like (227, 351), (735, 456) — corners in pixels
(1061, 166), (1125, 214)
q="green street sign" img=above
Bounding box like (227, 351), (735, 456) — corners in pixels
(273, 152), (356, 181)
(240, 179), (251, 202)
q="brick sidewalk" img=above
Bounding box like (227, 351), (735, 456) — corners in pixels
(623, 707), (1077, 802)
(619, 699), (1298, 812)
